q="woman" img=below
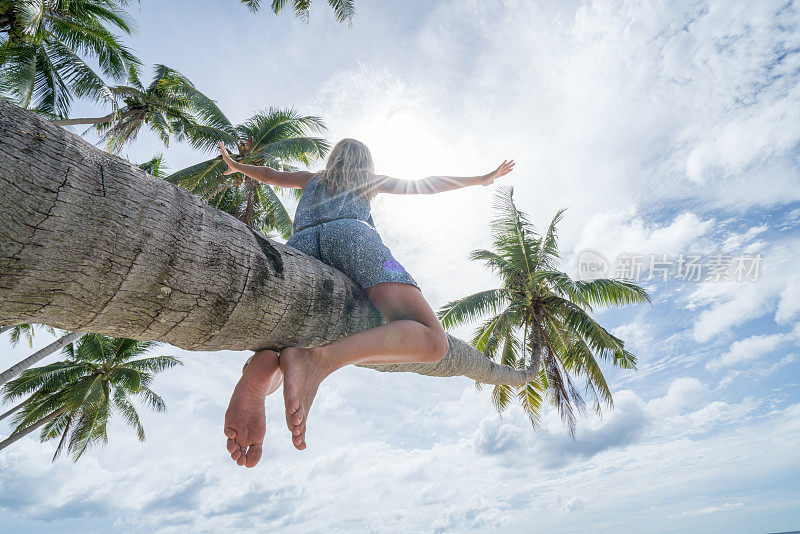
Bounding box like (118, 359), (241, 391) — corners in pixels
(220, 139), (514, 467)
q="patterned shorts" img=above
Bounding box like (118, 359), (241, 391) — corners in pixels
(284, 218), (422, 293)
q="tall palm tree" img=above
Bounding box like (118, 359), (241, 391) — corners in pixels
(0, 0), (141, 118)
(436, 186), (650, 436)
(166, 107), (328, 236)
(51, 64), (228, 153)
(0, 333), (181, 461)
(240, 0), (356, 24)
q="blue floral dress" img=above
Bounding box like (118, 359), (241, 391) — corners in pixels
(284, 173), (422, 293)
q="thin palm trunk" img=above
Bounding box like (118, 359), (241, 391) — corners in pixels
(0, 100), (538, 386)
(0, 397), (31, 422)
(0, 332), (83, 386)
(0, 407), (66, 451)
(528, 328), (542, 371)
(244, 177), (255, 227)
(50, 109), (136, 127)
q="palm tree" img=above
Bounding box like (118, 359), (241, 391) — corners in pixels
(240, 0), (356, 24)
(0, 0), (141, 118)
(166, 107), (328, 236)
(0, 333), (181, 461)
(50, 64), (229, 153)
(436, 186), (651, 436)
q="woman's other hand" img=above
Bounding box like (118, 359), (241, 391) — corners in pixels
(478, 160), (515, 186)
(219, 141), (239, 176)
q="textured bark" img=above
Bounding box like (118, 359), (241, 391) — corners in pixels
(0, 100), (539, 386)
(0, 331), (84, 385)
(0, 407), (65, 451)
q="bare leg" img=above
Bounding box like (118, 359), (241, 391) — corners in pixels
(280, 282), (449, 450)
(224, 348), (283, 468)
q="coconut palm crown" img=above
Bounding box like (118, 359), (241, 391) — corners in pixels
(0, 0), (141, 118)
(1, 333), (181, 461)
(51, 64), (231, 153)
(166, 107), (329, 238)
(436, 186), (651, 436)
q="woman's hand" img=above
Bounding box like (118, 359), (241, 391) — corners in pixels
(477, 160), (515, 186)
(219, 141), (239, 176)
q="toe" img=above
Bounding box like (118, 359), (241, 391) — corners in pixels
(226, 437), (238, 454)
(224, 426), (236, 440)
(284, 383), (301, 414)
(245, 443), (262, 468)
(236, 449), (247, 466)
(285, 403), (304, 432)
(291, 405), (305, 426)
(231, 448), (242, 462)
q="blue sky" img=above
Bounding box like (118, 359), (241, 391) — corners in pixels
(2, 0), (800, 532)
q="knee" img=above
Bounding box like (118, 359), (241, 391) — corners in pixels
(426, 328), (449, 363)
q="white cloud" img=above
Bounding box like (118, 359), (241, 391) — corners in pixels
(691, 283), (774, 343)
(569, 208), (715, 280)
(776, 276), (800, 324)
(706, 330), (800, 371)
(686, 234), (800, 343)
(669, 501), (745, 519)
(647, 377), (708, 417)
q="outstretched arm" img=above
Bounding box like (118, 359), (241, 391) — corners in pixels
(374, 160), (515, 195)
(218, 142), (313, 189)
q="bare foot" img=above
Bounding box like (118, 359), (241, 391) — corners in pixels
(279, 346), (332, 450)
(224, 349), (280, 468)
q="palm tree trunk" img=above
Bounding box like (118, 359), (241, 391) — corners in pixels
(245, 177), (255, 227)
(50, 109), (135, 127)
(0, 332), (83, 385)
(527, 329), (543, 373)
(0, 397), (31, 422)
(0, 407), (66, 452)
(0, 99), (539, 386)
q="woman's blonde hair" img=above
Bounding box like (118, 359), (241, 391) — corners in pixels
(316, 138), (379, 201)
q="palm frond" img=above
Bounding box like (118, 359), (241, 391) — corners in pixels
(436, 289), (510, 330)
(137, 154), (168, 177)
(113, 389), (145, 441)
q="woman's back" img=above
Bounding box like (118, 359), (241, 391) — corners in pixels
(292, 173), (376, 233)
